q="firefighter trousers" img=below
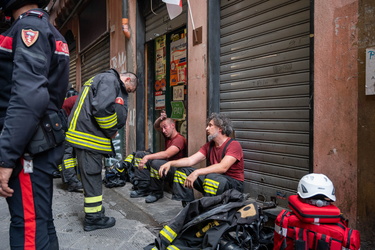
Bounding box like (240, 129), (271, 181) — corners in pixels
(132, 151), (151, 192)
(75, 148), (104, 214)
(148, 159), (175, 196)
(172, 167), (244, 202)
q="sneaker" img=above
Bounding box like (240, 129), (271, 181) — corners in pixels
(130, 190), (149, 198)
(145, 193), (163, 203)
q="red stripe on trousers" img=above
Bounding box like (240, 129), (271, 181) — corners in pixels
(19, 168), (36, 250)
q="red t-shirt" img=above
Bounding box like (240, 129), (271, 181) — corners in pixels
(62, 95), (78, 116)
(199, 138), (244, 181)
(165, 133), (187, 161)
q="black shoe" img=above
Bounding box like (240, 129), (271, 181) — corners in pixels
(84, 214), (116, 231)
(67, 183), (83, 192)
(145, 193), (163, 203)
(130, 190), (149, 198)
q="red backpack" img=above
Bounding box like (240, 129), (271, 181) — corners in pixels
(273, 195), (360, 250)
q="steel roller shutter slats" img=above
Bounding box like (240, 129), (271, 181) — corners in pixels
(81, 35), (110, 84)
(220, 0), (311, 206)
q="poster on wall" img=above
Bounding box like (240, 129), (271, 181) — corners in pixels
(155, 35), (166, 110)
(170, 101), (185, 120)
(170, 35), (187, 87)
(173, 85), (184, 101)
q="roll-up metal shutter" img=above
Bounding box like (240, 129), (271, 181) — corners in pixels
(69, 49), (77, 88)
(145, 2), (187, 41)
(220, 0), (311, 207)
(81, 35), (110, 84)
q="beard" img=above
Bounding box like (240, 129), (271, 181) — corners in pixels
(207, 131), (219, 142)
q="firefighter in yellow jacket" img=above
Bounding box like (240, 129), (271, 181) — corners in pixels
(66, 69), (137, 231)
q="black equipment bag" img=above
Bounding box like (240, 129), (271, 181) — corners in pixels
(144, 189), (274, 250)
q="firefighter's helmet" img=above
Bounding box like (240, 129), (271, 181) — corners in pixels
(297, 173), (336, 202)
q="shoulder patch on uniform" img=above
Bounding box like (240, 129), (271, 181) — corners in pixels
(21, 29), (39, 47)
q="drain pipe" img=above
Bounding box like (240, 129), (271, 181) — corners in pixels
(122, 0), (131, 39)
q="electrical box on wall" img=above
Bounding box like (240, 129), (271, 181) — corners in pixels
(366, 48), (375, 95)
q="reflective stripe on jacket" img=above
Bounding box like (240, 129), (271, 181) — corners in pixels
(66, 69), (128, 154)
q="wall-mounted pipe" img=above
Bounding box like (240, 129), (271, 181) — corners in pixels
(122, 0), (131, 39)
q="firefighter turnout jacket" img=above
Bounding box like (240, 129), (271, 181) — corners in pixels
(0, 9), (69, 168)
(66, 69), (129, 155)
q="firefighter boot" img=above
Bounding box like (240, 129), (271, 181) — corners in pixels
(83, 211), (116, 231)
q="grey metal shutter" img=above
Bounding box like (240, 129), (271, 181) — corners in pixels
(81, 35), (110, 84)
(220, 0), (311, 207)
(145, 2), (187, 41)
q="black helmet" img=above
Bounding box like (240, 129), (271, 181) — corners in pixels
(0, 0), (49, 12)
(66, 88), (78, 98)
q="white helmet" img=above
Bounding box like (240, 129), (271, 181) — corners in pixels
(297, 173), (336, 202)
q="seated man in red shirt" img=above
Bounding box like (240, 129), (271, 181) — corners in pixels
(159, 113), (244, 206)
(130, 111), (187, 203)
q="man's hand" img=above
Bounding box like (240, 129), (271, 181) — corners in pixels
(184, 170), (198, 189)
(0, 167), (14, 198)
(138, 156), (149, 170)
(159, 162), (171, 177)
(160, 110), (167, 120)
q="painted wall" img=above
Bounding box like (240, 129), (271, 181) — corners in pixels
(187, 0), (208, 167)
(314, 0), (358, 225)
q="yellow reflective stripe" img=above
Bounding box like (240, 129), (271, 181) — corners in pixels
(85, 195), (103, 203)
(174, 170), (187, 184)
(69, 78), (93, 130)
(134, 157), (141, 166)
(203, 186), (217, 195)
(150, 167), (161, 179)
(203, 178), (220, 195)
(160, 225), (177, 243)
(167, 246), (180, 250)
(95, 113), (117, 129)
(66, 130), (112, 152)
(58, 164), (62, 171)
(64, 158), (77, 169)
(84, 205), (102, 213)
(151, 247), (158, 250)
(125, 154), (134, 163)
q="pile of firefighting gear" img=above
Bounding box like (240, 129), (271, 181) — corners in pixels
(144, 189), (274, 250)
(102, 155), (135, 188)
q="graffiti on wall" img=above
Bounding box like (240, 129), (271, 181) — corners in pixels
(110, 51), (126, 73)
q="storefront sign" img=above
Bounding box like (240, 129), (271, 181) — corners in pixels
(366, 48), (375, 95)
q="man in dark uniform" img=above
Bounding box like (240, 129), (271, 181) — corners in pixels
(66, 69), (137, 231)
(0, 0), (69, 249)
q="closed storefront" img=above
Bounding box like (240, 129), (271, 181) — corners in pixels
(81, 35), (110, 83)
(219, 0), (312, 206)
(142, 0), (188, 152)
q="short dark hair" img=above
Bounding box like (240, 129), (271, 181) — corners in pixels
(207, 113), (233, 136)
(120, 72), (138, 90)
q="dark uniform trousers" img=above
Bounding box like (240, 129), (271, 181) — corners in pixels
(7, 145), (63, 250)
(132, 151), (151, 192)
(172, 167), (244, 202)
(75, 148), (104, 214)
(148, 159), (176, 196)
